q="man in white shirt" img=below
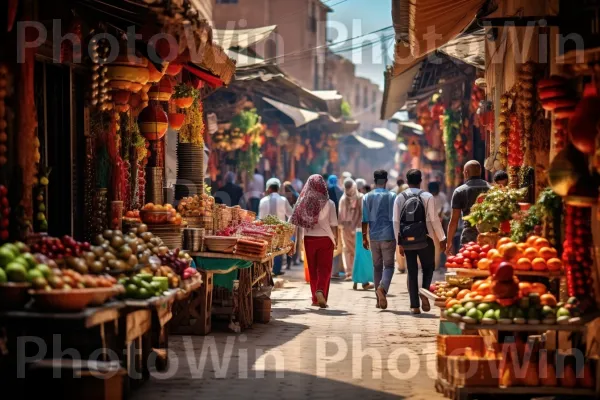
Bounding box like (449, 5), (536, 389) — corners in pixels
(393, 169), (447, 315)
(258, 178), (293, 275)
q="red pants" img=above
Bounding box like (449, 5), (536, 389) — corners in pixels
(304, 236), (334, 303)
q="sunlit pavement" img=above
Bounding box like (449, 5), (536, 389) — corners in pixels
(132, 266), (445, 400)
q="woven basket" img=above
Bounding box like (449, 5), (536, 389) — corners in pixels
(243, 233), (276, 253)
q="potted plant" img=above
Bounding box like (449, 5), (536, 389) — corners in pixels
(168, 112), (185, 131)
(464, 186), (527, 234)
(172, 83), (197, 109)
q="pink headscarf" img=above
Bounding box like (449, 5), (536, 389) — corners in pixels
(290, 174), (329, 229)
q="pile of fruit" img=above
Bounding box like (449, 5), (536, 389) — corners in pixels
(141, 203), (183, 225)
(446, 242), (491, 269)
(155, 248), (194, 277)
(476, 236), (562, 272)
(31, 235), (91, 261)
(0, 242), (117, 291)
(119, 273), (168, 300)
(444, 262), (581, 325)
(138, 264), (197, 289)
(123, 210), (141, 223)
(177, 194), (214, 218)
(431, 282), (460, 300)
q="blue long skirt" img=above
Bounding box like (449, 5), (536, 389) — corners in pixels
(352, 230), (374, 284)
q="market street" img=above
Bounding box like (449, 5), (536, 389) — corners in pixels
(133, 268), (445, 400)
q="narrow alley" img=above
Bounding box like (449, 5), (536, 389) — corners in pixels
(133, 269), (445, 400)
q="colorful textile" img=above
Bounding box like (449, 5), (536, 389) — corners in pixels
(353, 230), (374, 284)
(194, 257), (253, 291)
(290, 174), (329, 229)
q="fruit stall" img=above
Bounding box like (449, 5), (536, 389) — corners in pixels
(0, 0), (243, 397)
(417, 56), (600, 398)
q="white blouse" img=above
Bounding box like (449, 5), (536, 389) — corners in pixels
(300, 200), (339, 244)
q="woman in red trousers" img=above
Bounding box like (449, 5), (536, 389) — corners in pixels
(290, 174), (339, 308)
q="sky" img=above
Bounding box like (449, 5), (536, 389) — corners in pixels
(325, 0), (393, 90)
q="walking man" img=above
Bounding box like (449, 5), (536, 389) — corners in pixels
(258, 178), (293, 276)
(446, 160), (491, 254)
(362, 170), (396, 309)
(393, 169), (447, 314)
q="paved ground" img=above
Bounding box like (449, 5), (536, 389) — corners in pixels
(132, 266), (445, 400)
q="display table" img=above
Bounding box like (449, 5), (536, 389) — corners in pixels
(189, 247), (290, 335)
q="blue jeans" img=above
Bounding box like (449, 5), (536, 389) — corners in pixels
(370, 240), (396, 293)
(273, 255), (283, 275)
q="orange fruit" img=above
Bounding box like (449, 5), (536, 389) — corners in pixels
(457, 289), (470, 300)
(531, 257), (547, 271)
(541, 293), (557, 307)
(534, 238), (550, 250)
(523, 247), (540, 261)
(496, 237), (513, 249)
(446, 299), (459, 309)
(472, 280), (483, 292)
(477, 282), (492, 296)
(539, 247), (558, 260)
(500, 243), (519, 260)
(477, 258), (491, 270)
(483, 294), (497, 303)
(517, 242), (528, 253)
(526, 235), (540, 247)
(519, 282), (532, 296)
(531, 282), (547, 295)
(516, 257), (533, 271)
(546, 258), (563, 271)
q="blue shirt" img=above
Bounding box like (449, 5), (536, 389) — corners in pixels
(362, 188), (396, 242)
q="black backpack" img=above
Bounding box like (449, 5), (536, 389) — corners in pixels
(399, 191), (428, 250)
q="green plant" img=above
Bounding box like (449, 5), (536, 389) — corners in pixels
(510, 204), (541, 242)
(173, 83), (198, 99)
(341, 100), (352, 118)
(238, 142), (261, 173)
(231, 108), (260, 134)
(464, 186), (527, 233)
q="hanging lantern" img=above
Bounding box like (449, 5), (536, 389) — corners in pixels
(148, 77), (173, 101)
(168, 113), (185, 131)
(166, 63), (183, 76)
(113, 90), (130, 105)
(147, 60), (167, 83)
(138, 105), (168, 140)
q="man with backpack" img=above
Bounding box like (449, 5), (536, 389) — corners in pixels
(393, 169), (447, 314)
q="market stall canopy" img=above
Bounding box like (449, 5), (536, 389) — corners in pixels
(319, 114), (360, 134)
(380, 61), (422, 120)
(371, 128), (397, 141)
(311, 90), (344, 118)
(234, 64), (329, 112)
(398, 121), (424, 135)
(392, 0), (487, 59)
(226, 49), (265, 68)
(75, 0), (236, 86)
(345, 134), (385, 150)
(214, 25), (277, 49)
(438, 29), (485, 70)
(262, 97), (320, 128)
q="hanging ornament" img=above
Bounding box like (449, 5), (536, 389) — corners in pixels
(148, 76), (173, 101)
(138, 105), (168, 140)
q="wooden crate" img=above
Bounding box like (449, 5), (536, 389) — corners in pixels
(437, 335), (486, 356)
(447, 356), (500, 387)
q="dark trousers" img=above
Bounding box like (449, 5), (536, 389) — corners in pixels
(249, 197), (260, 214)
(405, 237), (435, 308)
(273, 255), (283, 275)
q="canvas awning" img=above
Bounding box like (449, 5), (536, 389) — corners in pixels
(380, 61), (422, 120)
(372, 128), (397, 141)
(347, 134), (386, 150)
(398, 121), (424, 135)
(226, 49), (265, 68)
(392, 0), (486, 59)
(263, 97), (320, 128)
(438, 29), (485, 69)
(214, 25), (277, 49)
